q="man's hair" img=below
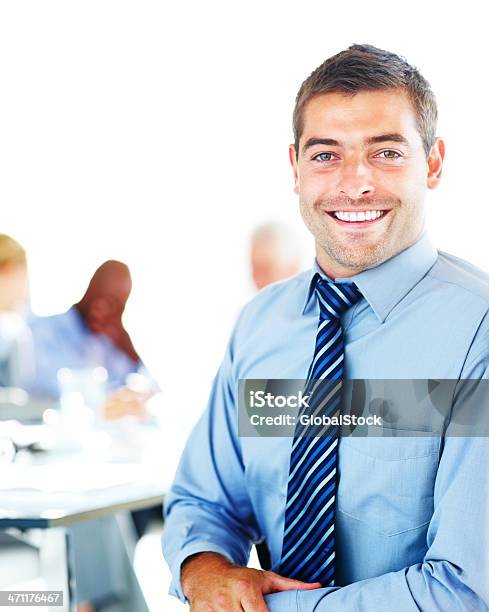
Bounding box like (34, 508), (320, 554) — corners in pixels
(293, 44), (437, 157)
(0, 234), (26, 269)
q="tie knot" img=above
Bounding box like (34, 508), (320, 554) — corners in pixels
(315, 276), (363, 319)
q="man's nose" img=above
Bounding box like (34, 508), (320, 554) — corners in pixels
(336, 159), (375, 200)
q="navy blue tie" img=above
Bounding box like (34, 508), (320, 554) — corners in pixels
(279, 275), (362, 586)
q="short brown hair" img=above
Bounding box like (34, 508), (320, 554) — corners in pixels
(293, 44), (437, 157)
(0, 234), (26, 269)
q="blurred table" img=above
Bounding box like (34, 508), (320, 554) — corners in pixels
(0, 462), (165, 529)
(0, 462), (165, 612)
(0, 409), (176, 612)
(0, 393), (191, 612)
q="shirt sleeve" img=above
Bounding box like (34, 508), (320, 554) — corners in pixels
(162, 308), (262, 602)
(266, 354), (489, 611)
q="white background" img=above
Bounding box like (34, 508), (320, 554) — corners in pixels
(1, 2), (488, 609)
(2, 1), (488, 413)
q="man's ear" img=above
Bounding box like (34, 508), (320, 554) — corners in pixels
(289, 144), (299, 195)
(427, 137), (445, 190)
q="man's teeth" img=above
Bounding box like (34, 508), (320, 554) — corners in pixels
(333, 210), (386, 222)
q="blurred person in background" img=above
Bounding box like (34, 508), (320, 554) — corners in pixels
(25, 260), (160, 611)
(0, 234), (34, 389)
(250, 222), (303, 290)
(28, 259), (161, 537)
(0, 233), (35, 600)
(27, 260), (152, 420)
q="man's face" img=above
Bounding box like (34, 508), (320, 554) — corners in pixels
(84, 275), (131, 333)
(0, 263), (29, 312)
(290, 89), (444, 277)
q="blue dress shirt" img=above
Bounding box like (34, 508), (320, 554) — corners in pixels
(0, 313), (34, 388)
(163, 232), (489, 610)
(27, 307), (141, 398)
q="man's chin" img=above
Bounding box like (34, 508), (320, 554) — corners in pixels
(325, 245), (389, 273)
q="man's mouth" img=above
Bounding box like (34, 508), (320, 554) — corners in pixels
(326, 209), (391, 224)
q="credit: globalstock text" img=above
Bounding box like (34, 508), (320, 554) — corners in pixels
(249, 414), (382, 426)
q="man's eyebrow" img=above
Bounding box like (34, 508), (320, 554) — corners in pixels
(365, 134), (410, 146)
(302, 137), (340, 152)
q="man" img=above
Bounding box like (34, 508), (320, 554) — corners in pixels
(27, 260), (155, 420)
(163, 44), (489, 610)
(250, 222), (303, 290)
(27, 261), (156, 611)
(28, 260), (141, 398)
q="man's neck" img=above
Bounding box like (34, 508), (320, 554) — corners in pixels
(315, 253), (365, 281)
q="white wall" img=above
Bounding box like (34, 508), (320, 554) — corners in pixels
(1, 1), (487, 429)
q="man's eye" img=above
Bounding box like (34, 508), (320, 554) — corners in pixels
(376, 150), (401, 159)
(313, 152), (336, 162)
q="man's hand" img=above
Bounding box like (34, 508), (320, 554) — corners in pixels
(103, 386), (149, 420)
(181, 552), (321, 611)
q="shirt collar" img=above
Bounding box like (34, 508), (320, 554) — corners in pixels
(301, 231), (438, 323)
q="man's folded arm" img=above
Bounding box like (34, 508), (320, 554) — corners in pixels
(162, 313), (262, 602)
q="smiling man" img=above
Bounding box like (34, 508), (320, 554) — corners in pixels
(163, 45), (489, 610)
(293, 87), (442, 278)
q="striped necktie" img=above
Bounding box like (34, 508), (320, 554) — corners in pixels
(278, 275), (362, 586)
